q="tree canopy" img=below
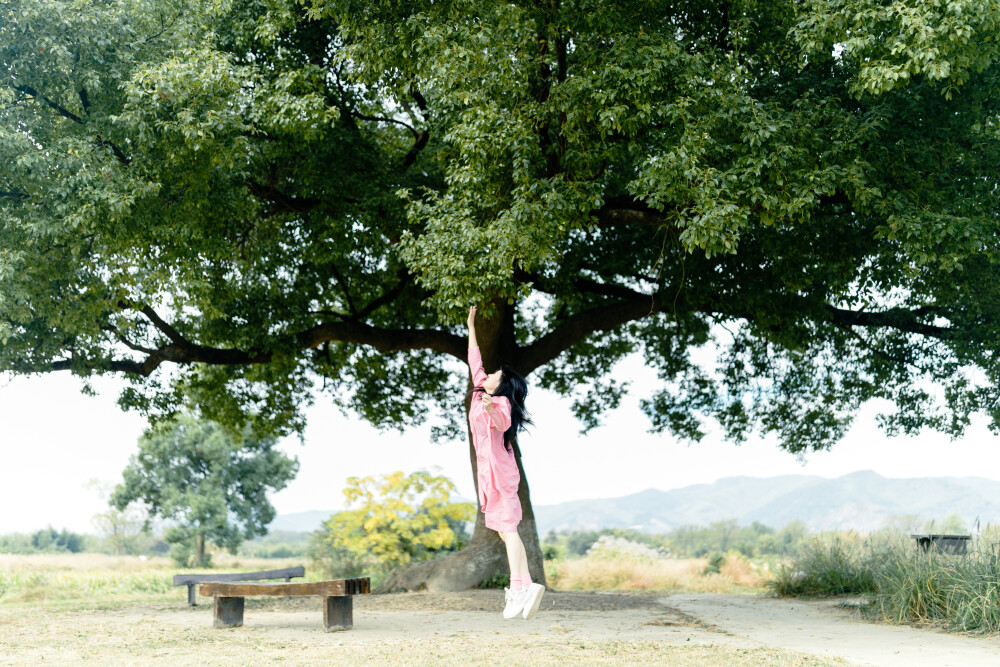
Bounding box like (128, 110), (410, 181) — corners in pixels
(2, 0), (999, 454)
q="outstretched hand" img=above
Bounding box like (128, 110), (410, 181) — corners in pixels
(467, 305), (477, 328)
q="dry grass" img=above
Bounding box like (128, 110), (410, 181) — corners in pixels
(547, 554), (767, 593)
(0, 553), (306, 608)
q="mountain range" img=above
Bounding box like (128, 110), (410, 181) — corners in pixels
(272, 471), (1000, 535)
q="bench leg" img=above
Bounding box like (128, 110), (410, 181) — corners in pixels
(213, 596), (245, 628)
(188, 584), (196, 606)
(323, 596), (352, 632)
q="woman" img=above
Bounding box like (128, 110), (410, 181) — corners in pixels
(466, 305), (544, 620)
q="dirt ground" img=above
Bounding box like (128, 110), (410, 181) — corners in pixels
(3, 590), (1000, 665)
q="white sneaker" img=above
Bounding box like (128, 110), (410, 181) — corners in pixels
(521, 583), (545, 620)
(502, 587), (527, 620)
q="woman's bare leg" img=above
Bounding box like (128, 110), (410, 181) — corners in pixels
(500, 530), (525, 578)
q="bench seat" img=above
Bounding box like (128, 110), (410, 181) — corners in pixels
(199, 577), (371, 631)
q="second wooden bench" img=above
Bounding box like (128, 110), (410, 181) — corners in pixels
(173, 566), (305, 606)
(199, 577), (371, 631)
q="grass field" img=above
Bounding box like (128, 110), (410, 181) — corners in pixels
(0, 553), (841, 666)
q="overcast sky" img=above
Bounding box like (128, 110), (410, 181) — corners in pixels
(3, 352), (998, 535)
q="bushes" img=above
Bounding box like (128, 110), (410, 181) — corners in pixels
(667, 521), (808, 558)
(0, 529), (93, 555)
(314, 471), (474, 578)
(240, 531), (310, 559)
(772, 535), (1000, 634)
(703, 552), (726, 575)
(770, 535), (877, 597)
(548, 522), (809, 562)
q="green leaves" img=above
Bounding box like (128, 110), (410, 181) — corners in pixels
(112, 414), (299, 558)
(2, 0), (1000, 457)
(792, 0), (1000, 99)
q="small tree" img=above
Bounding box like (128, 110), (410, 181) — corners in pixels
(112, 415), (299, 567)
(87, 479), (148, 556)
(317, 471), (474, 574)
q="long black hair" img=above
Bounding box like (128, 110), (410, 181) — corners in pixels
(471, 365), (533, 452)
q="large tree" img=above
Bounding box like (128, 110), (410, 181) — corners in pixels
(2, 0), (999, 588)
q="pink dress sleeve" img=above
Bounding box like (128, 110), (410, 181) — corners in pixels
(488, 396), (512, 433)
(468, 345), (489, 386)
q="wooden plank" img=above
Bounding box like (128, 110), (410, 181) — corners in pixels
(213, 596), (244, 628)
(199, 578), (370, 598)
(323, 596), (353, 632)
(173, 566), (305, 586)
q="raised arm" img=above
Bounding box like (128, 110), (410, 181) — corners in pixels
(467, 306), (478, 349)
(467, 306), (488, 386)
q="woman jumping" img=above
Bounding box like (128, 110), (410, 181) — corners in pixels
(466, 305), (545, 620)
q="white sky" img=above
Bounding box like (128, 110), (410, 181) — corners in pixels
(2, 352), (998, 535)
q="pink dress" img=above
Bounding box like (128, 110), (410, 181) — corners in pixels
(468, 345), (522, 532)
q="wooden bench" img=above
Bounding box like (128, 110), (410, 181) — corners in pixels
(173, 566), (305, 606)
(199, 578), (371, 631)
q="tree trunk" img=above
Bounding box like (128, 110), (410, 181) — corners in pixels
(382, 301), (546, 593)
(195, 533), (206, 567)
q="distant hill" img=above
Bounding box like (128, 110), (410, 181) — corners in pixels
(531, 471), (1000, 534)
(271, 472), (1000, 536)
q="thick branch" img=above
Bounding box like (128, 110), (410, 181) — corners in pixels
(329, 266), (359, 317)
(296, 321), (465, 359)
(12, 84), (129, 165)
(594, 195), (674, 228)
(101, 324), (157, 355)
(409, 84), (428, 114)
(351, 110), (418, 136)
(402, 85), (430, 168)
(97, 135), (131, 167)
(826, 304), (952, 339)
(519, 292), (662, 373)
(356, 269), (413, 319)
(518, 281), (954, 375)
(248, 181), (321, 214)
(403, 128), (430, 169)
(13, 84), (83, 123)
(28, 306), (465, 377)
(138, 305), (191, 347)
(32, 358), (150, 375)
